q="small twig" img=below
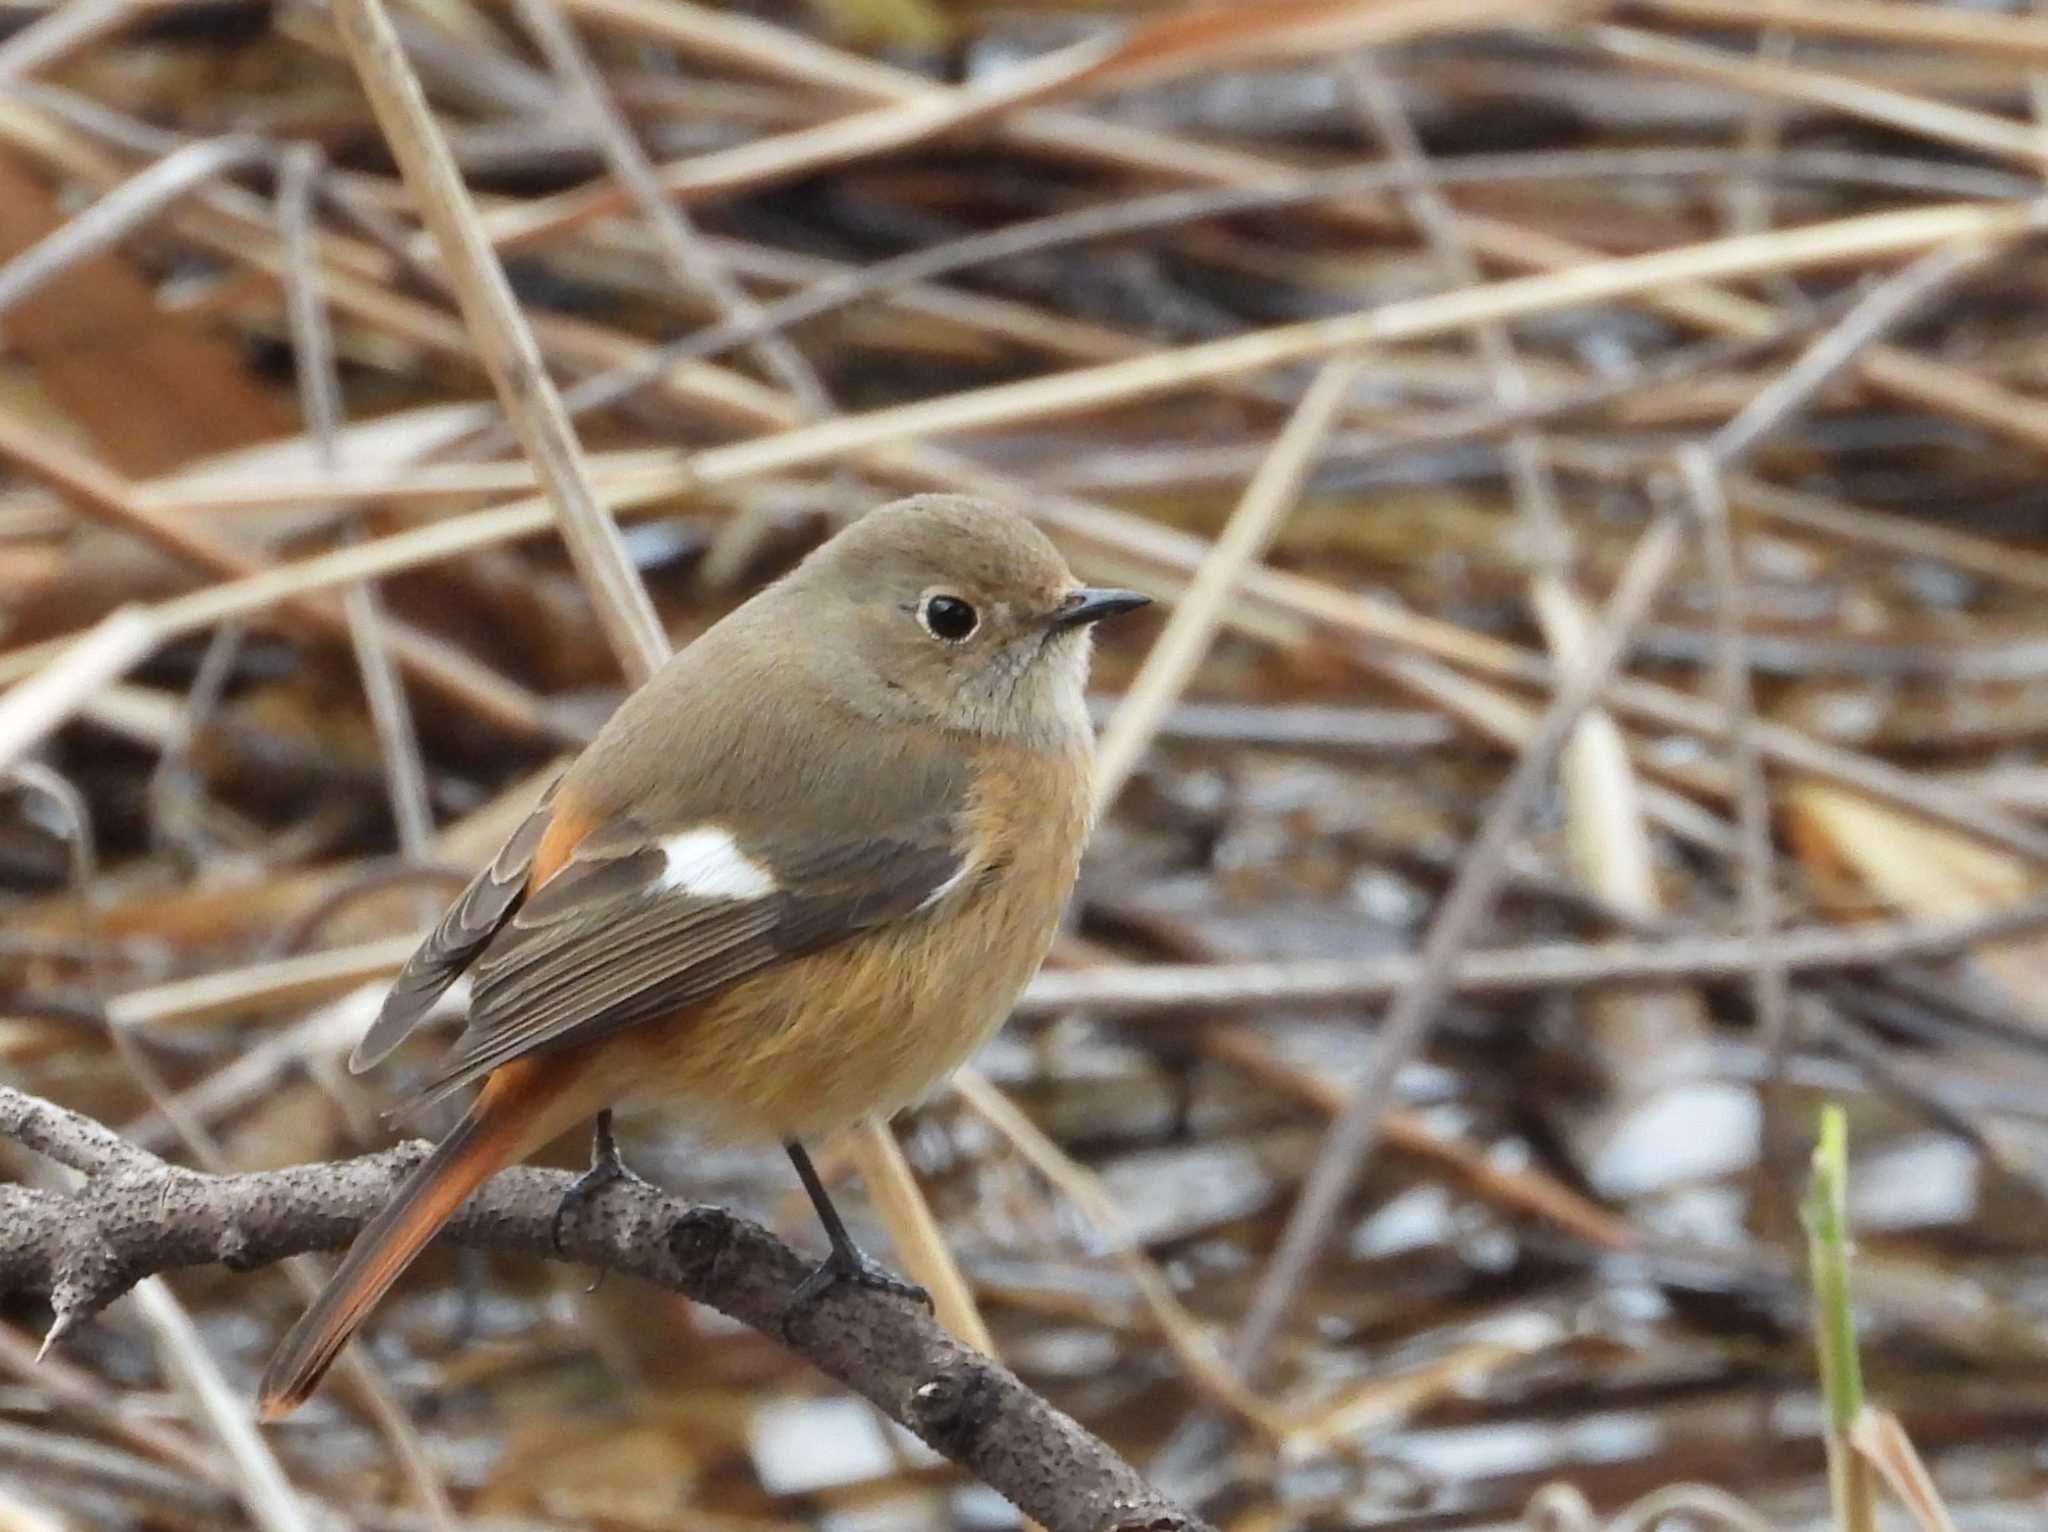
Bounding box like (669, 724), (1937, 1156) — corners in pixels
(0, 1074), (154, 1182)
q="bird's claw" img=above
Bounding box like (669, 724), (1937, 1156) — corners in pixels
(549, 1115), (649, 1266)
(782, 1246), (932, 1338)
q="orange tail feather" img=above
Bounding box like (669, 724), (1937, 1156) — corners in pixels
(257, 1065), (568, 1420)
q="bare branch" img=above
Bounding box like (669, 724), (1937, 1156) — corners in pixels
(0, 1087), (1210, 1532)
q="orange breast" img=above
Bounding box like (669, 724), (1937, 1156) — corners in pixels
(587, 739), (1092, 1142)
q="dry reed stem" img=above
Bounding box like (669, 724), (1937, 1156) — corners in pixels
(129, 1279), (314, 1532)
(0, 0), (139, 80)
(98, 898), (2048, 1036)
(330, 0), (666, 686)
(0, 409), (560, 739)
(1732, 476), (2048, 595)
(1347, 49), (1714, 1183)
(1683, 445), (1793, 1174)
(0, 135), (270, 317)
(507, 0), (829, 416)
(1642, 0), (2048, 62)
(0, 609), (157, 775)
(1848, 1408), (1962, 1532)
(278, 145), (437, 867)
(1093, 356), (1362, 809)
(545, 0), (2048, 477)
(1585, 24), (2048, 170)
(844, 1119), (992, 1353)
(951, 1069), (1284, 1435)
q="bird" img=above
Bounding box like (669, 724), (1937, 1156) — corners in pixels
(256, 493), (1149, 1419)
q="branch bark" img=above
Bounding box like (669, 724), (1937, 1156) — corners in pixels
(0, 1087), (1208, 1532)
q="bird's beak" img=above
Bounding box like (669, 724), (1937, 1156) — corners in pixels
(1048, 587), (1152, 631)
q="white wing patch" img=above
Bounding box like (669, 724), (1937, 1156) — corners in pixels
(656, 827), (778, 900)
(915, 862), (972, 912)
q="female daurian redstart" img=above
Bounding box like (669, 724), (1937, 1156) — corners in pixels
(256, 495), (1148, 1418)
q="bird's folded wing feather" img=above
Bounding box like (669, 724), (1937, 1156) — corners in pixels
(349, 786), (558, 1074)
(399, 811), (967, 1113)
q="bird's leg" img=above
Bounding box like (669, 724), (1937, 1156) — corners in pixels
(782, 1139), (932, 1325)
(549, 1110), (651, 1257)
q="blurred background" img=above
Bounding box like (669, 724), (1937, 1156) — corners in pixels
(5, 0), (2048, 1527)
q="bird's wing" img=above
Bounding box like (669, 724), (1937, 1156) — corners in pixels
(398, 805), (969, 1113)
(349, 784), (559, 1074)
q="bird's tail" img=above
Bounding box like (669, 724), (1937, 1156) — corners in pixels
(256, 1063), (569, 1420)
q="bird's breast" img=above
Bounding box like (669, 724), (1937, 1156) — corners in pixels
(602, 740), (1092, 1143)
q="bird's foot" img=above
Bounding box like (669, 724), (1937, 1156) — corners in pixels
(549, 1112), (651, 1262)
(783, 1245), (932, 1338)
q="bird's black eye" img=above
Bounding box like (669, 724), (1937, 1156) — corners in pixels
(919, 593), (979, 642)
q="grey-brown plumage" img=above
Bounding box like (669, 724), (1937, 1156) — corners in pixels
(258, 495), (1148, 1419)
